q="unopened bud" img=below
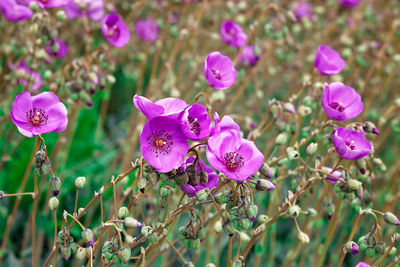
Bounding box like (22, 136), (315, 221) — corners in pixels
(355, 158), (367, 174)
(56, 10), (66, 21)
(284, 102), (296, 114)
(118, 246), (131, 264)
(160, 186), (171, 198)
(298, 105), (312, 116)
(141, 226), (152, 237)
(306, 208), (317, 217)
(276, 133), (288, 145)
(49, 197), (59, 211)
(258, 215), (269, 223)
(256, 179), (276, 191)
(195, 188), (209, 202)
(348, 179), (362, 190)
(200, 171), (209, 185)
(76, 246), (87, 260)
(49, 176), (61, 196)
(288, 205), (301, 218)
(365, 247), (376, 258)
(384, 212), (400, 226)
(287, 149), (300, 160)
(215, 191), (231, 204)
(232, 259), (243, 267)
(75, 176), (86, 190)
(306, 142), (318, 155)
(223, 220), (235, 236)
(175, 172), (189, 185)
(259, 163), (273, 178)
(61, 245), (71, 261)
(297, 231), (310, 244)
(239, 217), (252, 230)
(375, 241), (386, 254)
(363, 121), (380, 135)
(214, 220), (223, 233)
(118, 207), (130, 219)
(124, 217), (142, 228)
(246, 204), (258, 221)
(138, 176), (147, 193)
(82, 229), (94, 247)
(345, 241), (360, 255)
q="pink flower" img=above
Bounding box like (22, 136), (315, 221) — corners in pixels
(203, 52), (237, 90)
(10, 91), (68, 137)
(314, 45), (346, 76)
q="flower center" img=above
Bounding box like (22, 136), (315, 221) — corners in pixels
(40, 0), (49, 3)
(107, 25), (119, 37)
(147, 130), (173, 157)
(329, 102), (345, 112)
(345, 140), (356, 150)
(223, 152), (244, 171)
(211, 69), (222, 80)
(26, 108), (48, 128)
(188, 116), (201, 136)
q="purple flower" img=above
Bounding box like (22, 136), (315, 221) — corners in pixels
(203, 52), (237, 90)
(206, 130), (264, 180)
(294, 2), (314, 21)
(220, 20), (247, 48)
(211, 113), (240, 136)
(0, 0), (32, 22)
(180, 104), (212, 141)
(239, 45), (261, 66)
(133, 95), (188, 120)
(322, 167), (343, 184)
(101, 13), (130, 48)
(180, 157), (219, 196)
(35, 0), (68, 9)
(340, 0), (360, 8)
(10, 91), (68, 137)
(321, 82), (364, 121)
(12, 60), (42, 92)
(355, 262), (371, 267)
(65, 0), (104, 21)
(333, 127), (371, 160)
(140, 116), (189, 173)
(135, 17), (159, 42)
(45, 38), (68, 59)
(314, 45), (346, 76)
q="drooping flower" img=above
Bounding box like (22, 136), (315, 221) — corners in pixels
(203, 52), (237, 90)
(355, 262), (371, 267)
(180, 104), (212, 141)
(339, 0), (360, 8)
(133, 95), (188, 120)
(211, 113), (240, 136)
(140, 116), (189, 173)
(135, 17), (159, 42)
(322, 167), (343, 184)
(206, 130), (264, 180)
(314, 45), (346, 76)
(10, 91), (68, 137)
(101, 13), (130, 48)
(239, 45), (261, 66)
(35, 0), (68, 9)
(0, 0), (32, 22)
(64, 0), (104, 21)
(321, 82), (364, 121)
(220, 20), (247, 48)
(12, 60), (42, 92)
(333, 127), (371, 160)
(45, 38), (68, 59)
(180, 157), (219, 196)
(294, 2), (314, 21)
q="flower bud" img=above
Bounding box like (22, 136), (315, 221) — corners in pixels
(124, 217), (142, 228)
(258, 215), (269, 223)
(345, 241), (360, 255)
(355, 158), (367, 174)
(306, 208), (317, 217)
(195, 188), (209, 202)
(372, 158), (387, 172)
(49, 197), (59, 211)
(138, 176), (147, 193)
(118, 246), (131, 264)
(306, 143), (318, 155)
(363, 121), (380, 135)
(78, 208), (86, 216)
(214, 220), (223, 233)
(246, 204), (258, 221)
(75, 176), (86, 190)
(348, 179), (362, 190)
(49, 176), (61, 196)
(259, 163), (273, 178)
(297, 231), (310, 244)
(215, 191), (231, 204)
(190, 238), (201, 249)
(288, 205), (301, 218)
(175, 172), (189, 185)
(298, 105), (312, 116)
(34, 150), (51, 177)
(275, 133), (288, 145)
(223, 220), (235, 236)
(287, 149), (300, 160)
(365, 247), (376, 258)
(118, 207), (130, 220)
(56, 10), (66, 21)
(147, 171), (158, 186)
(160, 186), (171, 198)
(284, 103), (296, 114)
(82, 229), (94, 247)
(61, 245), (71, 261)
(141, 225), (152, 237)
(374, 241), (386, 254)
(200, 171), (209, 185)
(232, 259), (243, 267)
(239, 217), (252, 230)
(76, 247), (87, 260)
(256, 179), (276, 191)
(383, 212), (400, 226)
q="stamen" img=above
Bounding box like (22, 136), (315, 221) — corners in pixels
(147, 130), (173, 157)
(223, 152), (244, 171)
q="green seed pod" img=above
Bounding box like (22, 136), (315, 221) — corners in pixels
(70, 242), (77, 253)
(389, 247), (397, 256)
(61, 245), (72, 261)
(48, 197), (59, 211)
(365, 247), (376, 258)
(215, 191), (231, 204)
(347, 179), (362, 190)
(239, 217), (252, 230)
(258, 215), (269, 223)
(75, 176), (86, 190)
(76, 247), (87, 260)
(326, 203), (335, 216)
(288, 205), (301, 218)
(246, 204), (258, 220)
(118, 207), (130, 219)
(298, 105), (312, 117)
(306, 208), (317, 217)
(148, 172), (159, 185)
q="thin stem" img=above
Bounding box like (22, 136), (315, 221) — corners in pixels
(227, 235), (233, 267)
(165, 238), (186, 264)
(74, 189), (79, 216)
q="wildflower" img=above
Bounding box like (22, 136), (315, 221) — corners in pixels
(135, 17), (159, 42)
(10, 91), (68, 137)
(239, 45), (261, 66)
(220, 20), (247, 48)
(34, 0), (68, 9)
(65, 0), (104, 21)
(133, 95), (188, 119)
(180, 157), (219, 196)
(355, 262), (371, 267)
(0, 0), (32, 22)
(339, 0), (360, 8)
(314, 45), (346, 76)
(101, 13), (130, 48)
(12, 60), (42, 91)
(322, 167), (343, 184)
(294, 2), (314, 21)
(333, 127), (371, 160)
(206, 130), (264, 180)
(45, 38), (68, 59)
(321, 82), (363, 121)
(204, 52), (237, 90)
(180, 104), (212, 140)
(140, 116), (189, 173)
(211, 113), (240, 136)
